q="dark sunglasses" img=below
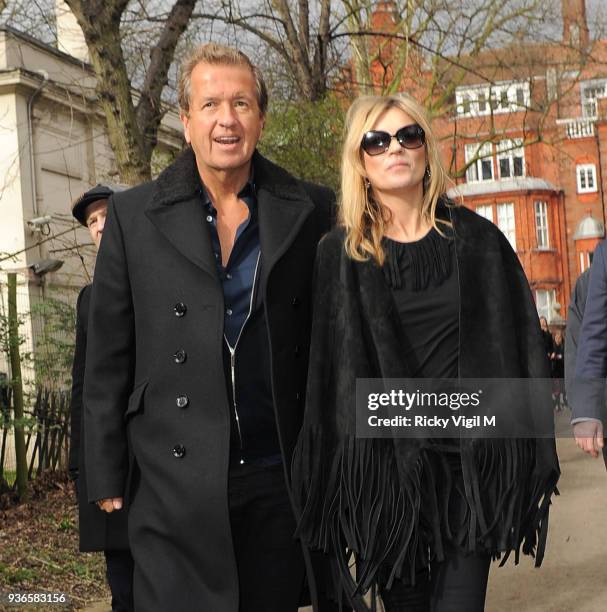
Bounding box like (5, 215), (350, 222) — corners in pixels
(361, 124), (426, 156)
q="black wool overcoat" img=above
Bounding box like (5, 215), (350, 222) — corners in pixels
(83, 148), (333, 611)
(68, 284), (130, 552)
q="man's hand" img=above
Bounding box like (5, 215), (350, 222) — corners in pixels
(96, 497), (124, 512)
(573, 420), (605, 458)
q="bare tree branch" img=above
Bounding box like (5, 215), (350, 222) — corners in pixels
(136, 0), (197, 156)
(63, 0), (196, 183)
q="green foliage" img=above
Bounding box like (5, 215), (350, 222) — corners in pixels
(2, 566), (37, 584)
(56, 515), (74, 532)
(27, 294), (76, 389)
(3, 469), (15, 487)
(258, 95), (345, 194)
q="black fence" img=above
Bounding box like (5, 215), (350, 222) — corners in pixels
(0, 385), (70, 492)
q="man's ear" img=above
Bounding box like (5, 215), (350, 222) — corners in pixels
(180, 112), (191, 144)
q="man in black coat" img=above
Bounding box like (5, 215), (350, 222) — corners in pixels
(84, 43), (334, 611)
(68, 184), (133, 611)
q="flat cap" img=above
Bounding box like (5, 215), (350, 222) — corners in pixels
(72, 183), (125, 226)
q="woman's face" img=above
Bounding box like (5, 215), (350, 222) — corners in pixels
(362, 107), (427, 201)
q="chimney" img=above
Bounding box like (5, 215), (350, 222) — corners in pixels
(562, 0), (590, 49)
(371, 0), (398, 32)
(55, 0), (89, 62)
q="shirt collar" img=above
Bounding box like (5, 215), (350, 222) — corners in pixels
(198, 169), (256, 213)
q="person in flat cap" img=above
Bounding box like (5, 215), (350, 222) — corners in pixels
(68, 183), (134, 612)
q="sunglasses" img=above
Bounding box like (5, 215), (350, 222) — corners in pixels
(361, 124), (426, 156)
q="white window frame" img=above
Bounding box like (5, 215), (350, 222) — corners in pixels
(536, 289), (557, 323)
(455, 81), (530, 117)
(534, 200), (549, 249)
(465, 142), (494, 183)
(475, 205), (494, 222)
(576, 163), (597, 193)
(497, 203), (516, 250)
(581, 79), (607, 118)
(497, 139), (525, 179)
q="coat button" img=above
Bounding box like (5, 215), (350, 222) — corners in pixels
(176, 395), (189, 409)
(172, 444), (186, 458)
(294, 345), (300, 356)
(296, 392), (301, 401)
(174, 349), (187, 364)
(292, 297), (300, 308)
(174, 302), (187, 317)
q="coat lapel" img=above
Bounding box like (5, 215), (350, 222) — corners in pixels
(144, 148), (316, 284)
(144, 148), (217, 278)
(252, 152), (315, 291)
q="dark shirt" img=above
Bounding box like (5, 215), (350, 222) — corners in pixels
(199, 177), (281, 467)
(201, 178), (260, 347)
(384, 226), (460, 472)
(383, 226), (459, 379)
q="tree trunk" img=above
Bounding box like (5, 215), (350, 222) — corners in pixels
(7, 273), (28, 501)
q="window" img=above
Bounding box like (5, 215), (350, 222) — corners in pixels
(576, 164), (597, 193)
(534, 201), (549, 248)
(516, 86), (526, 107)
(581, 79), (607, 117)
(497, 203), (516, 250)
(455, 81), (530, 116)
(536, 289), (557, 322)
(475, 205), (494, 222)
(497, 139), (525, 178)
(465, 142), (494, 182)
(477, 91), (487, 113)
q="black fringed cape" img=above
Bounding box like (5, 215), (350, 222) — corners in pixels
(291, 201), (560, 608)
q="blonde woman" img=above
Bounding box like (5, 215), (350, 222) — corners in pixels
(291, 94), (559, 611)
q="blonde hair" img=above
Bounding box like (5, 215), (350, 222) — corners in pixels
(339, 93), (455, 265)
(178, 43), (268, 116)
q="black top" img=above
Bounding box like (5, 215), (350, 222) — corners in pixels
(383, 225), (459, 379)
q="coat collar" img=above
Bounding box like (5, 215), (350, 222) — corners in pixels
(144, 147), (315, 282)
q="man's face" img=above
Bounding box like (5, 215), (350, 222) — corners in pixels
(180, 62), (264, 174)
(84, 199), (108, 250)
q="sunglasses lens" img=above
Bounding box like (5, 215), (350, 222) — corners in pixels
(362, 131), (391, 156)
(396, 125), (425, 149)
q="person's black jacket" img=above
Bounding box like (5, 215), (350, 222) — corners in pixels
(69, 284), (129, 552)
(83, 148), (334, 611)
(292, 202), (560, 604)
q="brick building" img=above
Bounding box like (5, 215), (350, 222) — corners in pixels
(367, 0), (607, 324)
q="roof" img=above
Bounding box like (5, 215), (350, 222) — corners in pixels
(447, 177), (559, 198)
(0, 25), (92, 69)
(573, 213), (605, 239)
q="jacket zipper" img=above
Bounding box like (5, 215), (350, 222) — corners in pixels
(225, 251), (262, 465)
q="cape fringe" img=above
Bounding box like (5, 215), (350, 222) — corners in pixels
(292, 429), (558, 609)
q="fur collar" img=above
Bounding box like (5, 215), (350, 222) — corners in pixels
(150, 146), (312, 208)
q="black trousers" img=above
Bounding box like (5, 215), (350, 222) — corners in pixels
(379, 547), (490, 612)
(229, 463), (305, 612)
(104, 549), (135, 612)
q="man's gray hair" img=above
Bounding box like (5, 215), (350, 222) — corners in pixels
(178, 43), (268, 116)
